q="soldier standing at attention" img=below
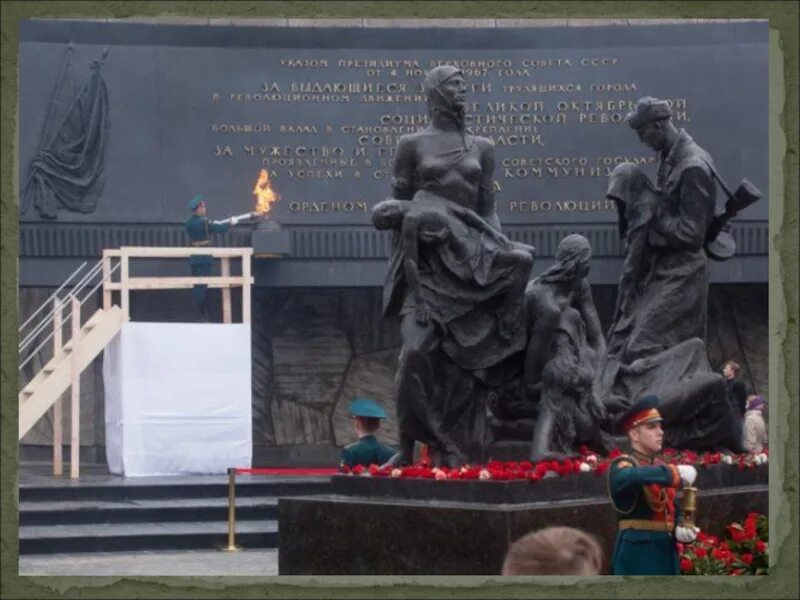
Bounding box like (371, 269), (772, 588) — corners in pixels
(184, 194), (240, 321)
(340, 398), (396, 469)
(608, 395), (701, 575)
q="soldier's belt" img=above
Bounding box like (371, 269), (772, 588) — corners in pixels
(618, 519), (674, 532)
(191, 240), (210, 247)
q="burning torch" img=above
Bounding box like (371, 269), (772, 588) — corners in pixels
(212, 212), (259, 227)
(212, 169), (280, 227)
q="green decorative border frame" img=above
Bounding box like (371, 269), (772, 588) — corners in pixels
(2, 2), (797, 598)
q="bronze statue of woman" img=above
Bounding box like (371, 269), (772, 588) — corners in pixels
(374, 65), (534, 467)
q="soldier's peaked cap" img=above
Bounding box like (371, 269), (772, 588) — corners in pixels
(617, 394), (663, 434)
(625, 96), (672, 129)
(349, 398), (388, 420)
(188, 194), (205, 210)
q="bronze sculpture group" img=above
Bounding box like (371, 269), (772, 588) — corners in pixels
(371, 66), (761, 466)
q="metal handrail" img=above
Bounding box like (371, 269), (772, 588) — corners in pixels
(19, 260), (104, 353)
(66, 259), (105, 300)
(18, 261), (87, 334)
(19, 260), (121, 372)
(79, 262), (120, 305)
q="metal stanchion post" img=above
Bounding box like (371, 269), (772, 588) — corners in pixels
(223, 467), (241, 552)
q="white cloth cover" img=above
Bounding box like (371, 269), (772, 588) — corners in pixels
(103, 322), (252, 476)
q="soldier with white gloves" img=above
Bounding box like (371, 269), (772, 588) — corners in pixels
(608, 395), (702, 575)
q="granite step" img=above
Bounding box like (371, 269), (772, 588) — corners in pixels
(19, 476), (331, 502)
(19, 496), (279, 526)
(19, 519), (278, 555)
(18, 468), (332, 555)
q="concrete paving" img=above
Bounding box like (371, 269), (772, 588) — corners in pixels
(19, 548), (279, 576)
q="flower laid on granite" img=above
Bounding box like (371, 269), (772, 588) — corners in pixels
(337, 447), (768, 480)
(680, 513), (768, 575)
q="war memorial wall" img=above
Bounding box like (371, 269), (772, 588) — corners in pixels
(17, 19), (769, 462)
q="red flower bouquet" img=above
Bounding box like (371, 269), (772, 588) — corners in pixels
(680, 513), (768, 575)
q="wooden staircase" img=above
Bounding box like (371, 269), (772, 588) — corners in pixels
(19, 305), (124, 440)
(19, 247), (252, 478)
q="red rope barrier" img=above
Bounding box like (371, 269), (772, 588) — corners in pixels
(232, 467), (339, 476)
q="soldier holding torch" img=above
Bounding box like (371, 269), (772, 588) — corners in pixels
(184, 194), (252, 322)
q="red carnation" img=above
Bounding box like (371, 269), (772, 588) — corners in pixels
(694, 547), (707, 558)
(755, 540), (767, 553)
(731, 529), (747, 543)
(680, 558), (693, 572)
(741, 553), (754, 565)
(676, 542), (685, 554)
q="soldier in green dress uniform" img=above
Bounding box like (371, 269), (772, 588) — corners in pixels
(608, 395), (701, 575)
(184, 194), (241, 321)
(340, 398), (396, 468)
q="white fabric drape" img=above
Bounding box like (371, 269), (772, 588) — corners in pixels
(104, 322), (252, 476)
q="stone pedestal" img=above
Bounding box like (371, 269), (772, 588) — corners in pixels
(277, 465), (767, 575)
(251, 218), (291, 256)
